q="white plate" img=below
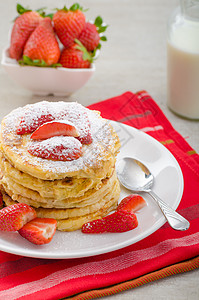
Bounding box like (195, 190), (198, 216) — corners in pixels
(0, 121), (183, 259)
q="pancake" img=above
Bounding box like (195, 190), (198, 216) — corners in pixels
(1, 169), (118, 208)
(0, 152), (114, 199)
(0, 101), (120, 180)
(2, 181), (120, 231)
(0, 101), (121, 231)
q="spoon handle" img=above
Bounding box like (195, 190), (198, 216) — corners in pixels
(149, 191), (190, 231)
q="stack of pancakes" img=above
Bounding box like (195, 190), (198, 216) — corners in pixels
(0, 101), (121, 231)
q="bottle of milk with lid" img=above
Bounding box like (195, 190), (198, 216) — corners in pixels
(167, 0), (199, 119)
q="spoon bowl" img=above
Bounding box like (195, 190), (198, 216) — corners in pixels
(117, 157), (190, 231)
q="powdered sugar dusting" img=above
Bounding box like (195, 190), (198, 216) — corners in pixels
(28, 136), (82, 161)
(17, 101), (92, 144)
(0, 101), (119, 177)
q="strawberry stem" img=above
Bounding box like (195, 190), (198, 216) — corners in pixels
(17, 3), (31, 15)
(74, 39), (93, 63)
(18, 55), (62, 68)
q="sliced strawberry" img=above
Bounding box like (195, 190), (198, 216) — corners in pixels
(28, 136), (82, 161)
(117, 194), (147, 213)
(16, 102), (92, 144)
(31, 120), (79, 140)
(82, 210), (138, 233)
(0, 203), (37, 231)
(18, 217), (57, 245)
(17, 102), (55, 135)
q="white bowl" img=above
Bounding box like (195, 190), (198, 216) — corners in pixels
(1, 48), (95, 96)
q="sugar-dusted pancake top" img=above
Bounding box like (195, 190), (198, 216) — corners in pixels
(0, 101), (120, 180)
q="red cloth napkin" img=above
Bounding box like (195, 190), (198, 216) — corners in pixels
(0, 91), (199, 300)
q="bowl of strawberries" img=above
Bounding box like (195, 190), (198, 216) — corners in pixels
(1, 3), (107, 96)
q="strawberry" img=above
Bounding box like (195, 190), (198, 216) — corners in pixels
(9, 4), (42, 60)
(82, 210), (138, 233)
(22, 17), (60, 66)
(17, 102), (55, 135)
(0, 203), (37, 231)
(31, 120), (80, 140)
(117, 194), (147, 213)
(17, 101), (92, 144)
(53, 3), (86, 48)
(59, 40), (93, 68)
(28, 136), (82, 161)
(18, 217), (57, 245)
(78, 16), (107, 51)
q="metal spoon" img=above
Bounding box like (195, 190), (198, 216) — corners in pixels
(117, 157), (190, 231)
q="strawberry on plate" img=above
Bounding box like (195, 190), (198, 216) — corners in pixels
(78, 16), (107, 52)
(59, 40), (93, 69)
(0, 203), (37, 231)
(22, 17), (60, 66)
(53, 3), (86, 48)
(28, 136), (82, 161)
(9, 4), (42, 60)
(82, 210), (138, 233)
(18, 217), (57, 245)
(117, 194), (147, 213)
(31, 120), (80, 140)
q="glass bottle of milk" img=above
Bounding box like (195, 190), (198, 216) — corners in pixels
(167, 0), (199, 119)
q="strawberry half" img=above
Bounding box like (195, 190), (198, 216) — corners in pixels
(18, 217), (57, 245)
(82, 210), (138, 233)
(28, 136), (82, 161)
(117, 194), (147, 213)
(0, 203), (37, 231)
(31, 120), (80, 140)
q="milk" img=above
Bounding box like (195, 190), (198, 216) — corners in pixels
(167, 19), (199, 119)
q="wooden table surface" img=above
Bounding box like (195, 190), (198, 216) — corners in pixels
(0, 1), (198, 299)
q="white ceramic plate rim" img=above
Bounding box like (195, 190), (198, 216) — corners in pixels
(0, 121), (184, 259)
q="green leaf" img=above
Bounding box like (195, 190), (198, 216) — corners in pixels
(45, 13), (54, 19)
(70, 3), (80, 11)
(94, 16), (103, 27)
(17, 3), (31, 15)
(18, 55), (61, 68)
(100, 36), (107, 41)
(74, 39), (93, 63)
(98, 25), (108, 34)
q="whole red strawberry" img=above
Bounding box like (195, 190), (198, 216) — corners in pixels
(53, 3), (86, 48)
(78, 16), (107, 52)
(59, 40), (93, 68)
(23, 17), (60, 66)
(9, 4), (42, 60)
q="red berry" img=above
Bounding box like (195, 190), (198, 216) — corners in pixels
(0, 203), (37, 231)
(28, 136), (82, 161)
(18, 217), (57, 245)
(9, 11), (42, 60)
(117, 194), (147, 214)
(82, 210), (138, 233)
(78, 22), (100, 51)
(59, 44), (91, 69)
(53, 5), (86, 48)
(31, 120), (79, 140)
(23, 17), (60, 66)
